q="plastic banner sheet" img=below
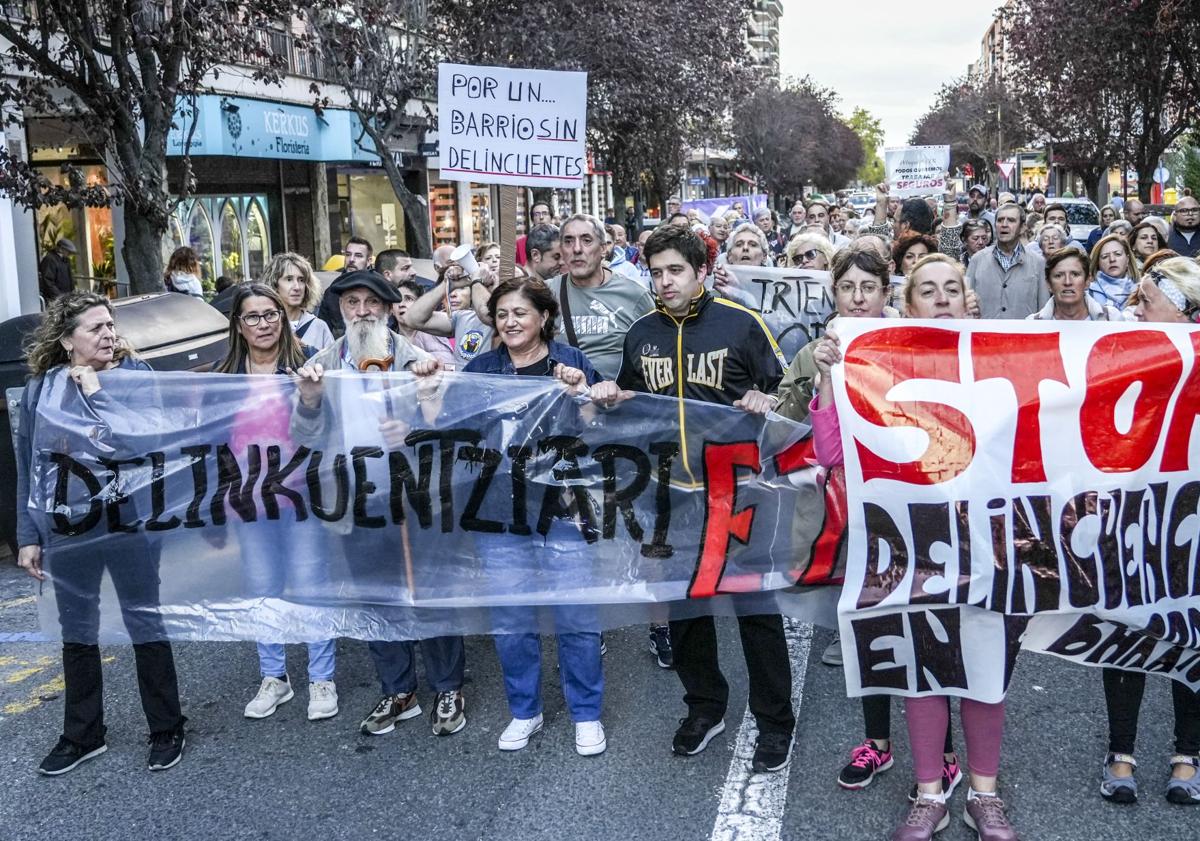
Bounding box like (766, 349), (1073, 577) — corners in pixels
(725, 266), (835, 362)
(23, 368), (842, 644)
(831, 318), (1200, 701)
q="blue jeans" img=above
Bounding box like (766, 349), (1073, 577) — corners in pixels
(239, 517), (336, 682)
(483, 520), (604, 722)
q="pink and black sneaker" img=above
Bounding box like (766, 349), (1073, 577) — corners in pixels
(909, 755), (964, 802)
(838, 739), (895, 789)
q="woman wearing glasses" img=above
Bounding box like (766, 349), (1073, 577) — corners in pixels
(214, 284), (340, 723)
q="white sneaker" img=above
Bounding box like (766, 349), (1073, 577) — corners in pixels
(498, 714), (543, 751)
(244, 676), (294, 719)
(307, 680), (339, 721)
(821, 633), (843, 667)
(575, 720), (607, 756)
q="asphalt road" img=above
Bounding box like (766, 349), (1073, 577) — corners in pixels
(0, 562), (1195, 841)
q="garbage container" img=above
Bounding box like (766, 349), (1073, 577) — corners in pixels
(1, 293), (230, 553)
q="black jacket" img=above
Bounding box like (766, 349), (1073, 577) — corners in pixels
(616, 290), (785, 406)
(1168, 225), (1200, 258)
(38, 251), (73, 302)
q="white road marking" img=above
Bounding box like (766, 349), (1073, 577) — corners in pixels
(710, 618), (813, 841)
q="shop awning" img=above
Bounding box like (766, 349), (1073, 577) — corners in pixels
(167, 94), (379, 164)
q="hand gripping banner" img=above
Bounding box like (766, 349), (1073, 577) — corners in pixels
(22, 368), (843, 644)
(830, 318), (1200, 702)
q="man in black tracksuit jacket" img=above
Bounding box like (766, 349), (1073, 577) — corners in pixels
(609, 224), (796, 773)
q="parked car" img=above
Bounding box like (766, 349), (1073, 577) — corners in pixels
(1050, 197), (1100, 244)
(847, 192), (874, 215)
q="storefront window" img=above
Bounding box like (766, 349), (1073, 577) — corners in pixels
(348, 172), (406, 252)
(219, 200), (243, 281)
(186, 204), (216, 285)
(428, 179), (459, 250)
(32, 164), (114, 294)
(246, 200), (268, 280)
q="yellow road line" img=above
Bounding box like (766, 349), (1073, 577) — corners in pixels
(4, 665), (50, 684)
(0, 596), (35, 610)
(1, 656), (113, 715)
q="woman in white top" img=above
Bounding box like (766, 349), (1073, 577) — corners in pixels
(164, 247), (205, 298)
(1027, 249), (1123, 321)
(260, 252), (334, 350)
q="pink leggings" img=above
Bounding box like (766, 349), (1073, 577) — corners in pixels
(905, 696), (1005, 784)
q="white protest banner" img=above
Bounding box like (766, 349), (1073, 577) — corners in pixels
(885, 145), (951, 197)
(829, 318), (1200, 702)
(437, 63), (587, 189)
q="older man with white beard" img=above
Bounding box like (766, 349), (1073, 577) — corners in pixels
(291, 269), (469, 740)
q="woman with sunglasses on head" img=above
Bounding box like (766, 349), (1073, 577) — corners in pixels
(260, 252), (334, 351)
(785, 232), (835, 271)
(213, 284), (339, 723)
(809, 255), (1022, 841)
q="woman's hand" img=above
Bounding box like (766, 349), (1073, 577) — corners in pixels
(288, 363), (325, 408)
(553, 364), (588, 396)
(17, 544), (44, 581)
(733, 388), (778, 416)
(589, 380), (635, 408)
(965, 288), (981, 319)
(68, 365), (102, 397)
(379, 419), (411, 448)
(813, 328), (842, 377)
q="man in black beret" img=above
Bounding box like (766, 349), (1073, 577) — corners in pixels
(292, 268), (469, 739)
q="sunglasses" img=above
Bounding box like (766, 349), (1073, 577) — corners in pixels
(794, 249), (820, 263)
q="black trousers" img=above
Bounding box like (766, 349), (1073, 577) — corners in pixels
(862, 694), (954, 753)
(50, 539), (184, 747)
(62, 641), (183, 747)
(669, 613), (795, 736)
(1103, 668), (1200, 755)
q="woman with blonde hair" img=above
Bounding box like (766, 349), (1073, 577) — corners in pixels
(786, 231), (835, 271)
(15, 292), (187, 774)
(259, 252), (333, 350)
(1086, 234), (1140, 310)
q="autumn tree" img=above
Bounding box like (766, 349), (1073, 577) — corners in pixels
(1005, 0), (1200, 201)
(0, 1), (294, 293)
(910, 76), (1030, 191)
(305, 0), (436, 256)
(731, 78), (863, 199)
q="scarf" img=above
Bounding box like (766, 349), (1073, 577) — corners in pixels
(1088, 271), (1135, 309)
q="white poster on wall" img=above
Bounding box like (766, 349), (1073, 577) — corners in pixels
(437, 63), (588, 189)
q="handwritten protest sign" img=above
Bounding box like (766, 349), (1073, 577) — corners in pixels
(830, 318), (1200, 701)
(437, 63), (588, 189)
(885, 145), (950, 197)
(724, 266), (905, 362)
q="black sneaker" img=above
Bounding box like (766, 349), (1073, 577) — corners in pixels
(673, 716), (725, 756)
(147, 728), (186, 771)
(37, 737), (107, 776)
(649, 625), (674, 669)
(752, 731), (794, 773)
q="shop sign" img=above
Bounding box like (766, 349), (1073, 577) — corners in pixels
(168, 95), (378, 163)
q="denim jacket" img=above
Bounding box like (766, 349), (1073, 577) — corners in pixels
(464, 339), (603, 385)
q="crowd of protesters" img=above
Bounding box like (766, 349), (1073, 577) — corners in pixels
(15, 182), (1200, 841)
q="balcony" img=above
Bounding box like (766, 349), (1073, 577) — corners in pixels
(228, 26), (331, 82)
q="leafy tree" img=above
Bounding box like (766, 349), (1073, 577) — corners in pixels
(0, 1), (294, 293)
(435, 0), (750, 215)
(847, 107), (884, 187)
(910, 76), (1030, 191)
(305, 0), (436, 257)
(1006, 0), (1200, 201)
(731, 77), (862, 199)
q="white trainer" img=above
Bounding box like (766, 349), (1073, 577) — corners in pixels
(244, 676), (294, 719)
(498, 714), (544, 751)
(575, 720), (607, 756)
(307, 680), (339, 721)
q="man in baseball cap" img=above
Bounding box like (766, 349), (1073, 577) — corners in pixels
(967, 184), (996, 232)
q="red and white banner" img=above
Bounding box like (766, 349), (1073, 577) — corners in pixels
(830, 318), (1200, 701)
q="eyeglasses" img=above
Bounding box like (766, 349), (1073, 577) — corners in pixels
(1177, 207), (1200, 214)
(239, 309), (282, 327)
(835, 281), (882, 296)
(794, 249), (820, 263)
